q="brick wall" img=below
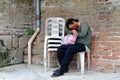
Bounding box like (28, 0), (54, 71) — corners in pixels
(91, 0), (120, 72)
(31, 0), (120, 72)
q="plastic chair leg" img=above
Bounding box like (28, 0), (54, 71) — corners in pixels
(44, 48), (48, 72)
(87, 52), (90, 70)
(77, 53), (80, 69)
(48, 53), (50, 68)
(80, 52), (85, 75)
(44, 56), (47, 72)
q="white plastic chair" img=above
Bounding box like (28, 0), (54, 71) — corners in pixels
(77, 27), (94, 75)
(77, 45), (90, 75)
(44, 17), (65, 71)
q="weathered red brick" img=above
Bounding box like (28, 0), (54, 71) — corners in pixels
(92, 55), (101, 59)
(91, 60), (113, 71)
(102, 55), (119, 60)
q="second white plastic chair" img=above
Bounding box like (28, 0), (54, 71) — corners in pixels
(44, 17), (65, 71)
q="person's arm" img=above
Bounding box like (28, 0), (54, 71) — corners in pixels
(67, 30), (73, 34)
(78, 22), (89, 37)
(67, 30), (78, 36)
(72, 30), (78, 37)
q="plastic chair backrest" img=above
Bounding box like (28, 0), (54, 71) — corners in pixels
(45, 17), (65, 37)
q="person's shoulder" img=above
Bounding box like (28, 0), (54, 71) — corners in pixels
(80, 22), (90, 29)
(81, 22), (89, 25)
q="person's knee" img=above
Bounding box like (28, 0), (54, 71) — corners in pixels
(67, 46), (78, 54)
(57, 46), (62, 53)
(68, 46), (75, 50)
(57, 46), (62, 51)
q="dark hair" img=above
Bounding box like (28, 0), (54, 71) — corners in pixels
(66, 18), (79, 29)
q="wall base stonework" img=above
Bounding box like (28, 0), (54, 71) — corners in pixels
(10, 49), (24, 64)
(0, 0), (34, 66)
(0, 40), (10, 67)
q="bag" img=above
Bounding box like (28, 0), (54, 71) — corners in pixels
(61, 34), (77, 45)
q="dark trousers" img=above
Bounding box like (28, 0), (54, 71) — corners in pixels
(57, 43), (86, 73)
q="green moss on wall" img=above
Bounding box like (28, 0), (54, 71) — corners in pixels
(0, 40), (10, 67)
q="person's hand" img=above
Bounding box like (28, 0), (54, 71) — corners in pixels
(72, 30), (78, 37)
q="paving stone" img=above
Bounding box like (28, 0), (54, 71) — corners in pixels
(108, 77), (120, 80)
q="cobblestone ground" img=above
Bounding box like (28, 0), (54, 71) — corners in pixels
(0, 64), (120, 80)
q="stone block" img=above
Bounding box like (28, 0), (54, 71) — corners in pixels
(12, 35), (19, 48)
(0, 35), (12, 49)
(9, 49), (24, 64)
(19, 35), (28, 49)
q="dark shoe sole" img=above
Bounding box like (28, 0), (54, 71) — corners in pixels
(51, 71), (64, 78)
(51, 73), (64, 78)
(53, 69), (69, 73)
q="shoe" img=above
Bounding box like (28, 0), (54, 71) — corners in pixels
(53, 69), (59, 72)
(53, 68), (69, 73)
(51, 71), (64, 78)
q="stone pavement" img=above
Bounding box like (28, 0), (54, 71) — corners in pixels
(0, 64), (120, 80)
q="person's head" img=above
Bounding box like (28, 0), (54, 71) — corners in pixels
(66, 18), (79, 30)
